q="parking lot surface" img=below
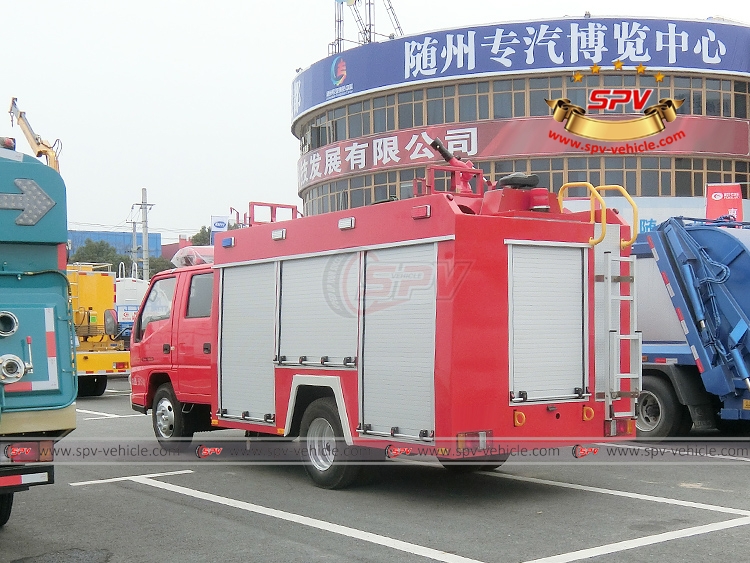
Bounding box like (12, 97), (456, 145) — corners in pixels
(3, 377), (750, 563)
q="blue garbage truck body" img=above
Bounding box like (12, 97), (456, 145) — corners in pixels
(0, 141), (77, 525)
(634, 217), (750, 438)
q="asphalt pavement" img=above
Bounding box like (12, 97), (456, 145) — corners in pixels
(3, 377), (750, 563)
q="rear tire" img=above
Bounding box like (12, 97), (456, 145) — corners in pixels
(0, 493), (13, 527)
(637, 375), (684, 439)
(91, 376), (107, 397)
(299, 397), (360, 489)
(152, 383), (194, 446)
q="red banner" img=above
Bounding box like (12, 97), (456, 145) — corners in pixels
(706, 184), (743, 221)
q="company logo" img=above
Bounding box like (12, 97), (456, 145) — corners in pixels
(213, 220), (227, 229)
(572, 445), (599, 459)
(587, 89), (654, 112)
(385, 445), (413, 458)
(5, 446), (32, 457)
(547, 65), (684, 143)
(331, 56), (347, 86)
(195, 445), (223, 458)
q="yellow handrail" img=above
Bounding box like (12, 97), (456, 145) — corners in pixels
(593, 185), (639, 249)
(557, 182), (607, 245)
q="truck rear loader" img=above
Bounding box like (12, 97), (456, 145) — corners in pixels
(634, 217), (750, 438)
(0, 136), (77, 525)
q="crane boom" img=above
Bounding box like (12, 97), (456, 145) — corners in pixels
(383, 0), (403, 36)
(8, 97), (61, 172)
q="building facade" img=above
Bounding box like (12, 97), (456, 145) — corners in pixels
(68, 230), (161, 259)
(291, 16), (750, 230)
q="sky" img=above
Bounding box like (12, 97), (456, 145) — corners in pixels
(0, 0), (745, 244)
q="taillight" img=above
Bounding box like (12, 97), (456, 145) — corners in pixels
(457, 431), (492, 450)
(114, 362), (128, 370)
(604, 419), (635, 437)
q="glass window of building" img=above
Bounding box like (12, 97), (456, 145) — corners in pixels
(397, 90), (424, 129)
(373, 95), (395, 133)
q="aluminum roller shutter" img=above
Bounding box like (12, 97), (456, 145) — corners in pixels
(219, 262), (277, 420)
(278, 253), (360, 365)
(362, 243), (437, 438)
(509, 243), (587, 402)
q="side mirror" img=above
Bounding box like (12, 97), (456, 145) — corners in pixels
(103, 309), (118, 336)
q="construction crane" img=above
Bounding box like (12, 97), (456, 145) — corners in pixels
(330, 0), (403, 55)
(8, 97), (61, 172)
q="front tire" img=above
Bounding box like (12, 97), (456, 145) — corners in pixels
(152, 383), (194, 446)
(0, 493), (13, 527)
(299, 397), (360, 489)
(637, 375), (684, 439)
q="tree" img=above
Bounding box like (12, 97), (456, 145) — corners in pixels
(191, 226), (211, 246)
(148, 256), (175, 275)
(69, 239), (132, 272)
(69, 238), (174, 277)
(191, 223), (243, 247)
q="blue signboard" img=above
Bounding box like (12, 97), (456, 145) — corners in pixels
(292, 17), (750, 122)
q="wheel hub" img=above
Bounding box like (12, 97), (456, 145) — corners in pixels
(307, 417), (336, 472)
(637, 390), (662, 432)
(155, 397), (175, 438)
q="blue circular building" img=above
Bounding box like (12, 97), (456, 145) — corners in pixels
(292, 16), (750, 228)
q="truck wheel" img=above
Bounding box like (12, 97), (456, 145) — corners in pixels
(77, 376), (94, 397)
(637, 375), (684, 439)
(0, 493), (13, 527)
(91, 376), (107, 397)
(152, 383), (194, 446)
(299, 397), (360, 489)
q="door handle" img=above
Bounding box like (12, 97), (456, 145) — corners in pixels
(203, 343), (211, 354)
(163, 344), (171, 354)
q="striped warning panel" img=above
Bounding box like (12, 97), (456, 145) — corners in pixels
(5, 307), (60, 393)
(0, 471), (51, 487)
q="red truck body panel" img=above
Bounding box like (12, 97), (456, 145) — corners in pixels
(131, 185), (637, 461)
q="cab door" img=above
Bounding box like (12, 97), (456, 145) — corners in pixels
(174, 270), (214, 400)
(131, 275), (178, 391)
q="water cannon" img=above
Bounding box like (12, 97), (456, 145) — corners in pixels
(429, 138), (494, 193)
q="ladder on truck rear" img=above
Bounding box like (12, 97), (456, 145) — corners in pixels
(560, 184), (642, 428)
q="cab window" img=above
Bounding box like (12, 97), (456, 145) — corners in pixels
(136, 277), (177, 339)
(186, 273), (214, 318)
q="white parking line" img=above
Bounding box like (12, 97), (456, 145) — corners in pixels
(485, 472), (750, 516)
(70, 470), (484, 563)
(522, 517), (750, 563)
(70, 470), (194, 486)
(76, 408), (143, 421)
(69, 468), (750, 563)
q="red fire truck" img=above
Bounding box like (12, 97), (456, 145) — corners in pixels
(130, 157), (640, 489)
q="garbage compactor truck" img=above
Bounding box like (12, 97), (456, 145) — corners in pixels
(0, 137), (77, 525)
(634, 217), (750, 438)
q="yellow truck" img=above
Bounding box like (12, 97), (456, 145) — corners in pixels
(68, 263), (131, 396)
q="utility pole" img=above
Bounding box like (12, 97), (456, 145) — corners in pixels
(128, 219), (139, 279)
(141, 188), (151, 281)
